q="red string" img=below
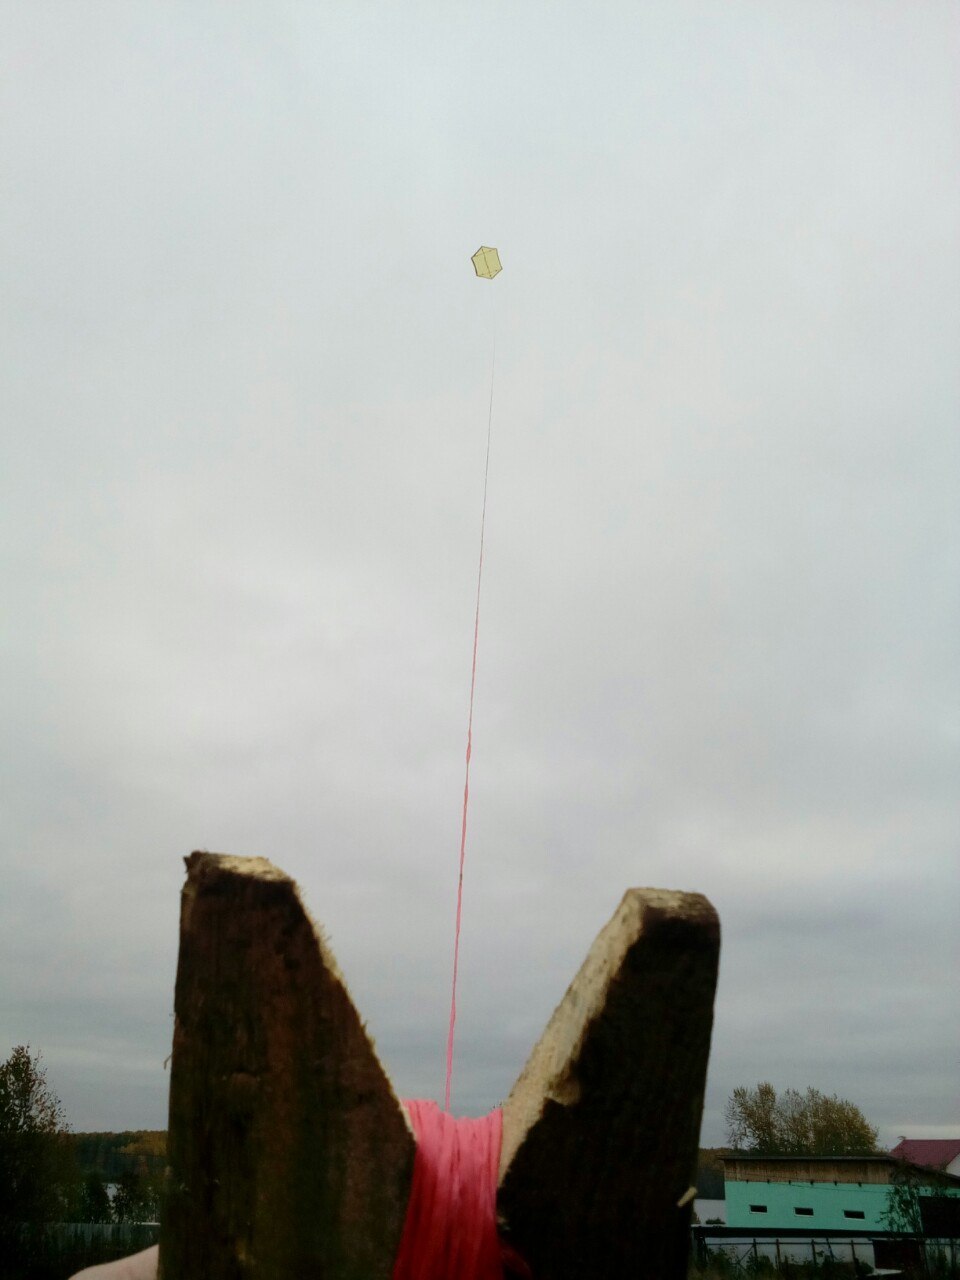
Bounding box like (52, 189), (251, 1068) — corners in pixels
(392, 1100), (532, 1280)
(445, 325), (496, 1112)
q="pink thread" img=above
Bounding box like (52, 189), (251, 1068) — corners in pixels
(446, 329), (496, 1112)
(392, 1101), (531, 1280)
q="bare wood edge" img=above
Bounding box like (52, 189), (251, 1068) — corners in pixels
(179, 852), (359, 1016)
(496, 887), (720, 1279)
(159, 852), (416, 1280)
(499, 887), (714, 1177)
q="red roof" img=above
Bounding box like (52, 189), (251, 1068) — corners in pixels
(890, 1139), (960, 1170)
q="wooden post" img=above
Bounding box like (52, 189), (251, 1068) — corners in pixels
(497, 888), (719, 1278)
(160, 854), (719, 1280)
(159, 853), (415, 1280)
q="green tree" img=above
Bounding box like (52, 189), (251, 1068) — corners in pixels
(0, 1045), (78, 1258)
(882, 1159), (957, 1245)
(882, 1163), (924, 1236)
(78, 1170), (113, 1223)
(112, 1164), (160, 1223)
(726, 1082), (781, 1152)
(725, 1082), (880, 1155)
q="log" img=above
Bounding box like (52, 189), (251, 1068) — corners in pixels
(496, 887), (720, 1279)
(160, 856), (719, 1280)
(159, 853), (415, 1280)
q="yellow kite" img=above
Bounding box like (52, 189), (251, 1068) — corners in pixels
(471, 246), (502, 280)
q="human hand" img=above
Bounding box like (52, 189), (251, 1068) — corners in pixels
(70, 1244), (158, 1280)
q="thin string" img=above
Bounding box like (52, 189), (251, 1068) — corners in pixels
(445, 308), (496, 1113)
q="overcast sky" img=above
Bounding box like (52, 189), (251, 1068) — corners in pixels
(1, 1), (958, 1149)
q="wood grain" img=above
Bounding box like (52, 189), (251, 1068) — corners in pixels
(497, 888), (720, 1280)
(159, 852), (415, 1280)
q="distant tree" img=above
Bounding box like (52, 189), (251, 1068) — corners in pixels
(724, 1082), (880, 1155)
(118, 1131), (166, 1162)
(70, 1128), (166, 1180)
(726, 1081), (781, 1152)
(78, 1170), (113, 1223)
(0, 1045), (78, 1257)
(112, 1165), (160, 1224)
(881, 1160), (957, 1245)
(119, 1133), (166, 1213)
(882, 1162), (925, 1236)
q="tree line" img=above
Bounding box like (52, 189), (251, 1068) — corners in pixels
(723, 1080), (880, 1156)
(1, 1046), (165, 1276)
(72, 1129), (165, 1183)
(691, 1081), (880, 1201)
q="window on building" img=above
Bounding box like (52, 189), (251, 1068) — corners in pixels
(844, 1210), (865, 1220)
(749, 1205), (768, 1213)
(794, 1207), (814, 1216)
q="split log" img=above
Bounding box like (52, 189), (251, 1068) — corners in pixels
(159, 853), (415, 1280)
(160, 854), (719, 1280)
(496, 887), (720, 1278)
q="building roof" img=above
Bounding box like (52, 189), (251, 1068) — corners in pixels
(889, 1138), (960, 1170)
(722, 1154), (892, 1163)
(721, 1152), (960, 1188)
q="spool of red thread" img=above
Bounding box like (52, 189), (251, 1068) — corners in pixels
(392, 1100), (532, 1280)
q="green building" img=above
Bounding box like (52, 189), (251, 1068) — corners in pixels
(722, 1154), (960, 1234)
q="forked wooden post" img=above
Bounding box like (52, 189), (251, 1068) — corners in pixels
(159, 853), (719, 1279)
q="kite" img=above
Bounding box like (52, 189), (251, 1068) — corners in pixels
(471, 246), (502, 280)
(447, 245), (502, 1112)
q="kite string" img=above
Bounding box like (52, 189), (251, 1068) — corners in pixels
(444, 310), (496, 1113)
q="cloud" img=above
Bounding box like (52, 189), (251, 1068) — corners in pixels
(1, 2), (957, 1152)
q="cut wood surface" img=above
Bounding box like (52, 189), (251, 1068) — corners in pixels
(159, 852), (415, 1280)
(497, 888), (720, 1280)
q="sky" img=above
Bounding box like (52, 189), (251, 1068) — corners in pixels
(1, 1), (958, 1150)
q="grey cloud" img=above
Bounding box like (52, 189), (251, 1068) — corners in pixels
(1, 1), (957, 1150)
